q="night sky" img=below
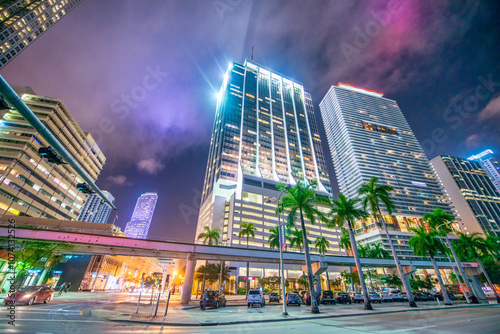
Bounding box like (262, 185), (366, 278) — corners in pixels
(2, 1), (499, 241)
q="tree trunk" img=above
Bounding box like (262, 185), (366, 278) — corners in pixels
(299, 209), (320, 313)
(246, 236), (250, 296)
(476, 255), (500, 303)
(430, 254), (452, 305)
(446, 235), (478, 303)
(378, 208), (416, 307)
(325, 269), (331, 291)
(347, 221), (373, 310)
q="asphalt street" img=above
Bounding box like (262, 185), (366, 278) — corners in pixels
(0, 292), (499, 334)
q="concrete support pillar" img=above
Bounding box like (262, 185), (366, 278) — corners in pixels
(314, 274), (321, 296)
(470, 275), (486, 299)
(180, 253), (197, 304)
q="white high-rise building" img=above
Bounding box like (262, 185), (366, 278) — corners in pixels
(77, 191), (115, 224)
(319, 83), (455, 260)
(468, 150), (500, 194)
(124, 192), (158, 239)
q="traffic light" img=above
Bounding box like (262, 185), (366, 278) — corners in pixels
(38, 146), (65, 165)
(77, 183), (93, 194)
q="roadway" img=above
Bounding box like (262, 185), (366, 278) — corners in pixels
(1, 292), (499, 333)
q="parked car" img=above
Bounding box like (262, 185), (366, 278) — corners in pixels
(200, 290), (226, 310)
(336, 292), (352, 304)
(304, 292), (321, 305)
(422, 292), (435, 301)
(269, 292), (280, 303)
(4, 286), (54, 306)
(380, 292), (393, 302)
(247, 289), (265, 307)
(412, 292), (428, 301)
(286, 292), (301, 306)
(390, 290), (403, 302)
(368, 292), (382, 303)
(352, 292), (364, 303)
(320, 290), (336, 304)
(434, 292), (456, 301)
(401, 292), (409, 301)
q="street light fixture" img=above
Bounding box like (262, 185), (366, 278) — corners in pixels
(434, 222), (479, 304)
(265, 184), (291, 316)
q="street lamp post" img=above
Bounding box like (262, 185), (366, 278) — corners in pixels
(266, 185), (290, 316)
(435, 222), (479, 304)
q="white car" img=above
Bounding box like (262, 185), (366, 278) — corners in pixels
(368, 292), (382, 303)
(247, 289), (265, 307)
(390, 290), (403, 302)
(352, 293), (364, 303)
(380, 292), (393, 302)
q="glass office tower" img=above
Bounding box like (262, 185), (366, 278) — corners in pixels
(0, 0), (84, 68)
(197, 60), (343, 289)
(124, 192), (158, 239)
(431, 155), (500, 236)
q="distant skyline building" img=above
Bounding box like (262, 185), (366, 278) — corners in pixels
(319, 83), (455, 259)
(0, 0), (84, 69)
(468, 149), (500, 194)
(197, 60), (342, 289)
(124, 192), (158, 239)
(77, 191), (115, 224)
(0, 87), (106, 220)
(431, 155), (500, 236)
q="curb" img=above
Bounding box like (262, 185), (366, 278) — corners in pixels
(89, 302), (500, 327)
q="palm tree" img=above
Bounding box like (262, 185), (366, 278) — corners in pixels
(339, 228), (352, 254)
(197, 226), (220, 291)
(453, 232), (500, 303)
(277, 180), (329, 314)
(287, 228), (312, 252)
(358, 176), (417, 307)
(315, 236), (331, 290)
(268, 227), (280, 250)
(238, 221), (257, 296)
(369, 242), (391, 279)
(424, 208), (479, 303)
(197, 226), (220, 245)
(329, 193), (373, 310)
(358, 243), (375, 291)
(409, 227), (452, 305)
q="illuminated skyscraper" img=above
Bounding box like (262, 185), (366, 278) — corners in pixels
(0, 0), (84, 69)
(124, 192), (158, 239)
(77, 191), (115, 224)
(198, 60), (339, 251)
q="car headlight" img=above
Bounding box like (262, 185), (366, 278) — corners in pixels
(22, 294), (32, 299)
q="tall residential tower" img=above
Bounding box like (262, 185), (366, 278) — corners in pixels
(124, 192), (158, 239)
(319, 83), (455, 260)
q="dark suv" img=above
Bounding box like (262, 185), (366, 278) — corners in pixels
(269, 292), (280, 303)
(320, 290), (336, 304)
(200, 290), (226, 310)
(336, 292), (352, 304)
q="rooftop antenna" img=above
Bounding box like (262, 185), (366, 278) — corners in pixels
(251, 46), (253, 61)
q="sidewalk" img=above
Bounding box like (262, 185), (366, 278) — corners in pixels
(88, 298), (500, 326)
